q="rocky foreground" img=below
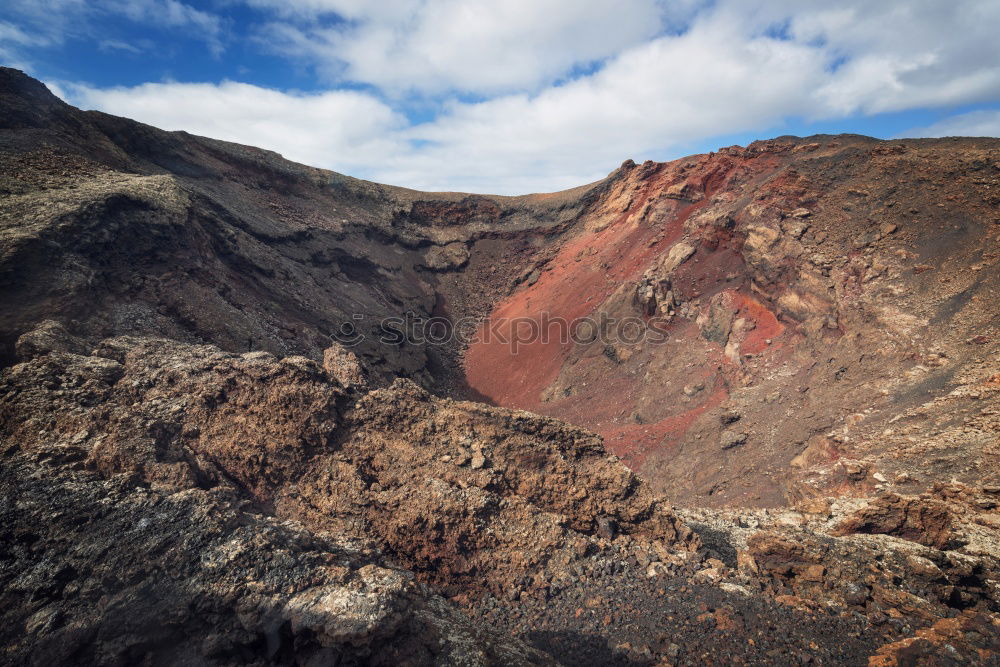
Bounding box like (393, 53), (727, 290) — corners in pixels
(4, 325), (999, 665)
(2, 67), (999, 664)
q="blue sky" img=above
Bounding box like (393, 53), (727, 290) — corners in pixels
(3, 0), (1000, 194)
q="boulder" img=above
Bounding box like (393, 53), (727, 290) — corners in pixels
(422, 243), (470, 271)
(832, 493), (954, 549)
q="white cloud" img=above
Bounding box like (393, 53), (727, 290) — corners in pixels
(36, 0), (1000, 194)
(0, 20), (54, 69)
(254, 0), (670, 95)
(248, 0), (1000, 109)
(375, 15), (827, 192)
(788, 1), (1000, 115)
(62, 81), (406, 175)
(53, 13), (825, 194)
(98, 39), (144, 54)
(613, 1), (1000, 117)
(0, 9), (69, 69)
(0, 21), (51, 47)
(903, 110), (1000, 139)
(245, 0), (419, 21)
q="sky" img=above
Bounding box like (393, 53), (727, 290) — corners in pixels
(3, 0), (1000, 195)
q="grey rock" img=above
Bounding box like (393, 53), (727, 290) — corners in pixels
(721, 431), (748, 450)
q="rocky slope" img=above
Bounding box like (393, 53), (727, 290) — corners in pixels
(464, 137), (1000, 508)
(2, 67), (1000, 665)
(0, 67), (591, 394)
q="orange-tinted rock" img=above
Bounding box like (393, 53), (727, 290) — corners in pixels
(833, 493), (954, 549)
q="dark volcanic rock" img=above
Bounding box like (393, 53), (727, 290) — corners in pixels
(0, 67), (585, 393)
(0, 455), (552, 666)
(0, 332), (697, 663)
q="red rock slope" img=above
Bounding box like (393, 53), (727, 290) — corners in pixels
(466, 137), (1000, 507)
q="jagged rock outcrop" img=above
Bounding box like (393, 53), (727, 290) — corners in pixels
(9, 328), (1000, 665)
(833, 492), (954, 549)
(0, 326), (699, 663)
(1, 328), (696, 577)
(0, 453), (553, 666)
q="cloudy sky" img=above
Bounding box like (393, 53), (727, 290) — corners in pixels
(4, 0), (1000, 194)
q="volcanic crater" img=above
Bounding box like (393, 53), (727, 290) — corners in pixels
(2, 67), (1000, 666)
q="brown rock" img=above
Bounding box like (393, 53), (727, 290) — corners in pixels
(832, 493), (953, 549)
(0, 336), (698, 604)
(322, 343), (369, 389)
(869, 611), (1000, 667)
(422, 242), (470, 271)
(15, 320), (86, 359)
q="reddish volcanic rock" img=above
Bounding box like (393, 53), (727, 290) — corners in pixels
(464, 137), (1000, 508)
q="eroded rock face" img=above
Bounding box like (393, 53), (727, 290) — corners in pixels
(0, 67), (584, 394)
(833, 492), (954, 549)
(304, 380), (695, 596)
(1, 332), (695, 548)
(870, 612), (1000, 667)
(677, 490), (1000, 663)
(7, 330), (1000, 665)
(0, 331), (697, 663)
(0, 456), (552, 666)
(322, 342), (370, 390)
(14, 319), (86, 359)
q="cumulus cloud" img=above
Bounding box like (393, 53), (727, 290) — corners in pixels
(35, 0), (1000, 193)
(375, 15), (828, 192)
(62, 81), (405, 175)
(253, 0), (671, 95)
(780, 1), (1000, 115)
(903, 110), (1000, 139)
